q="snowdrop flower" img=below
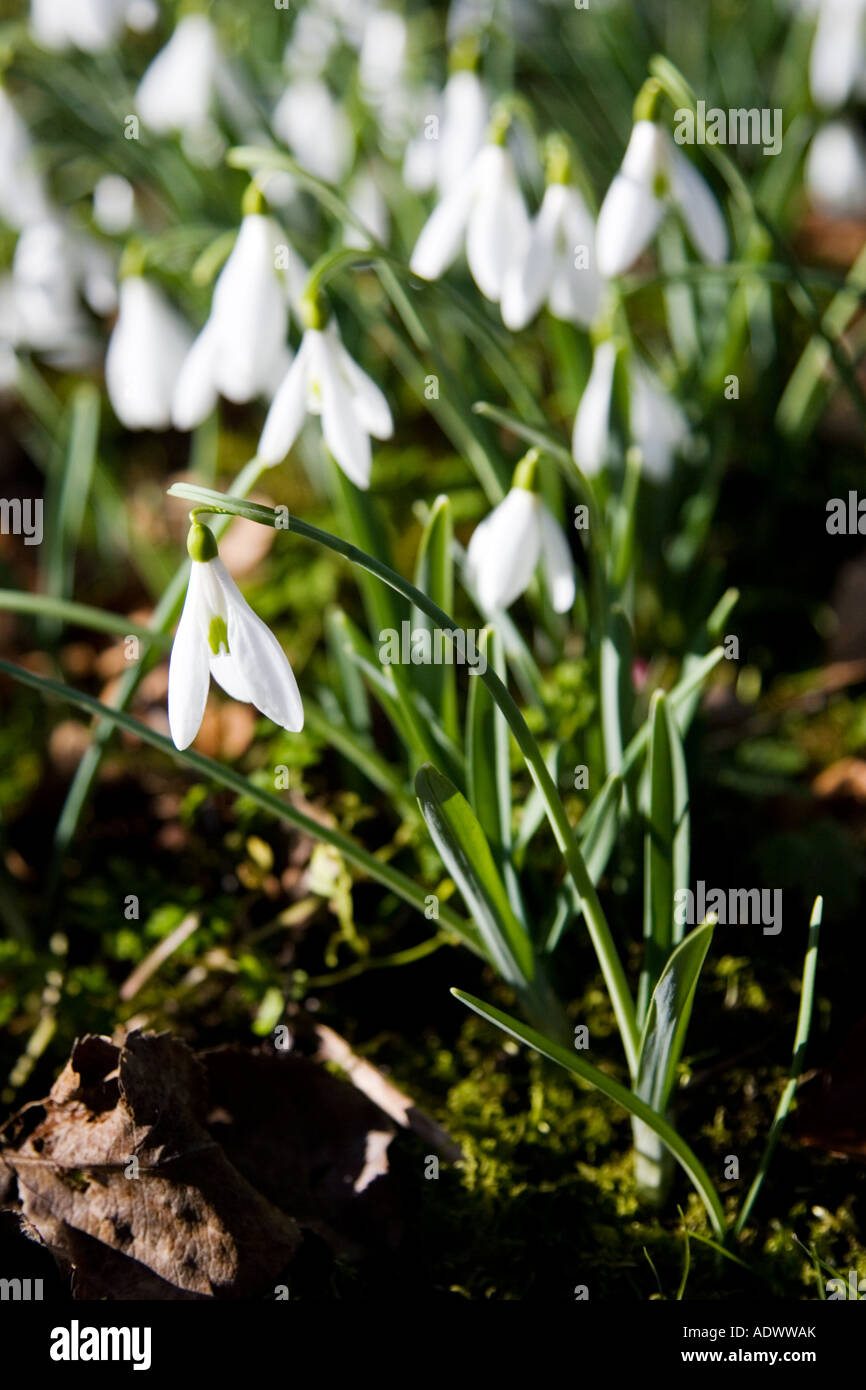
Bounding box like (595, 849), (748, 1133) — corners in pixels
(359, 12), (408, 102)
(403, 66), (488, 196)
(0, 89), (49, 229)
(596, 86), (727, 278)
(809, 0), (866, 109)
(93, 174), (135, 235)
(258, 304), (392, 488)
(501, 136), (601, 330)
(806, 120), (866, 214)
(136, 15), (222, 137)
(168, 521), (303, 750)
(29, 0), (130, 51)
(0, 218), (116, 367)
(572, 340), (689, 481)
(272, 79), (354, 185)
(106, 274), (193, 430)
(172, 205), (292, 431)
(466, 451), (575, 614)
(410, 111), (529, 302)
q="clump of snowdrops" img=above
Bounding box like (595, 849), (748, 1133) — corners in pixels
(0, 0), (849, 1247)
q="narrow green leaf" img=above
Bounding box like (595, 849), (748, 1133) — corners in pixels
(40, 384), (100, 641)
(636, 921), (714, 1120)
(640, 691), (690, 1018)
(545, 774), (623, 954)
(601, 606), (634, 779)
(413, 495), (457, 740)
(734, 896), (823, 1235)
(416, 763), (533, 990)
(451, 986), (727, 1239)
(466, 627), (511, 852)
(325, 607), (370, 734)
(633, 918), (712, 1205)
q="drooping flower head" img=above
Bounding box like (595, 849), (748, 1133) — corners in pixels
(105, 267), (193, 431)
(595, 81), (728, 279)
(501, 133), (602, 331)
(258, 292), (393, 490)
(466, 450), (576, 615)
(572, 337), (689, 481)
(172, 187), (294, 431)
(409, 103), (530, 303)
(168, 520), (303, 751)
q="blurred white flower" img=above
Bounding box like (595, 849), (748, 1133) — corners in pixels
(283, 8), (339, 77)
(596, 119), (728, 278)
(572, 341), (689, 480)
(258, 319), (393, 488)
(29, 0), (130, 52)
(93, 174), (135, 235)
(410, 140), (529, 302)
(403, 69), (488, 196)
(272, 79), (355, 184)
(501, 181), (601, 330)
(136, 15), (221, 137)
(0, 218), (117, 368)
(0, 88), (49, 229)
(169, 522), (303, 750)
(809, 0), (866, 109)
(466, 474), (575, 614)
(359, 12), (408, 101)
(173, 213), (292, 431)
(806, 120), (866, 214)
(345, 168), (390, 249)
(0, 220), (89, 363)
(106, 276), (193, 430)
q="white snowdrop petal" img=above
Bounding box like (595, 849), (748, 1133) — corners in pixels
(437, 69), (488, 194)
(596, 172), (663, 278)
(272, 79), (354, 184)
(500, 182), (562, 331)
(106, 276), (193, 430)
(548, 188), (602, 327)
(318, 333), (372, 488)
(168, 564), (212, 749)
(810, 0), (865, 109)
(172, 321), (219, 431)
(409, 163), (478, 281)
(466, 489), (541, 613)
(572, 341), (617, 475)
(806, 120), (866, 215)
(466, 148), (529, 303)
(630, 363), (689, 481)
(670, 150), (728, 265)
(257, 334), (311, 464)
(136, 14), (217, 135)
(213, 561), (304, 732)
(537, 504), (576, 613)
(211, 215), (288, 403)
(334, 337), (393, 439)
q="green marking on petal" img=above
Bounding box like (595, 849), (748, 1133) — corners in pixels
(208, 616), (229, 655)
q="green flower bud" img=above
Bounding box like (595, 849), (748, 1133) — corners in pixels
(187, 520), (218, 563)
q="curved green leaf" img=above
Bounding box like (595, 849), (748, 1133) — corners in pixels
(452, 986), (726, 1239)
(416, 763), (533, 989)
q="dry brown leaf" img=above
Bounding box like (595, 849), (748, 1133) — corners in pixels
(0, 1029), (413, 1299)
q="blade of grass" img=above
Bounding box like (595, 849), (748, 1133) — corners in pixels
(734, 896), (823, 1236)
